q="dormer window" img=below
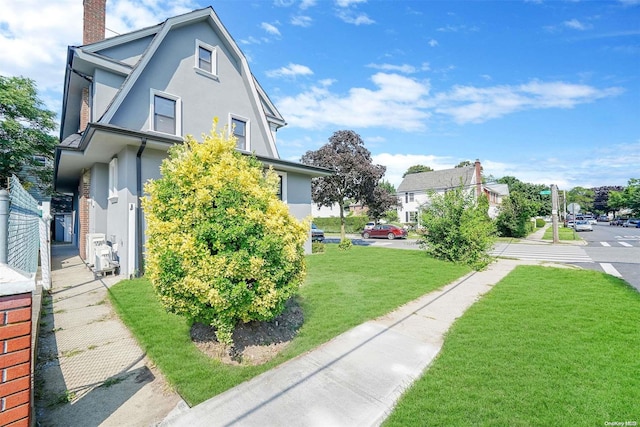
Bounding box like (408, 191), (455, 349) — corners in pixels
(195, 40), (217, 78)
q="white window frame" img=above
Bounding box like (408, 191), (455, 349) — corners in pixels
(149, 89), (182, 136)
(229, 114), (250, 151)
(194, 39), (218, 79)
(276, 172), (288, 202)
(108, 157), (118, 203)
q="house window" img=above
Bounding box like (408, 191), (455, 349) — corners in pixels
(195, 40), (217, 77)
(409, 211), (418, 222)
(276, 172), (287, 202)
(405, 192), (414, 203)
(230, 115), (249, 151)
(109, 157), (118, 202)
(150, 90), (181, 135)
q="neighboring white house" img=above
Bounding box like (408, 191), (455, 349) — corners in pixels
(54, 3), (331, 277)
(396, 160), (508, 224)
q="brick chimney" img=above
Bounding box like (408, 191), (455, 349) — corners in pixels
(83, 0), (106, 44)
(80, 1), (106, 132)
(474, 159), (482, 198)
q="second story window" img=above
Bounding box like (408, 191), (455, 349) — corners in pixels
(231, 116), (249, 151)
(154, 95), (176, 134)
(150, 89), (181, 136)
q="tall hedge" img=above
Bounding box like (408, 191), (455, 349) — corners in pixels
(142, 125), (308, 345)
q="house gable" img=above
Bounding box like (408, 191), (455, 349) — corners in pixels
(98, 7), (280, 158)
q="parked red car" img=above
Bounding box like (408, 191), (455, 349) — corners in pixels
(361, 224), (408, 240)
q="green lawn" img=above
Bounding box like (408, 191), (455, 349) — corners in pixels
(108, 245), (470, 405)
(543, 226), (583, 241)
(385, 266), (640, 426)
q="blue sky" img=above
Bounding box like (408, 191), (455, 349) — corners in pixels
(1, 0), (638, 190)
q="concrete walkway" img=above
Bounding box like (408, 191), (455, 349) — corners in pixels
(160, 258), (536, 427)
(35, 244), (182, 426)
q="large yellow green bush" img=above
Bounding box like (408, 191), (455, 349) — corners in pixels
(143, 124), (308, 345)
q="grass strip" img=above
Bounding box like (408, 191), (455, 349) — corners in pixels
(108, 245), (470, 405)
(543, 226), (582, 241)
(385, 266), (640, 426)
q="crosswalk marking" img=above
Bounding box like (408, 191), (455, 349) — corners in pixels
(619, 242), (633, 247)
(492, 243), (592, 263)
(600, 263), (623, 278)
(600, 242), (611, 247)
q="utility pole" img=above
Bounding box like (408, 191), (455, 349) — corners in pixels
(551, 184), (560, 244)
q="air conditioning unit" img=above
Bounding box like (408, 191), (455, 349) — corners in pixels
(85, 233), (106, 266)
(94, 245), (113, 272)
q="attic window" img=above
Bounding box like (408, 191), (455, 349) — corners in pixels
(195, 40), (217, 78)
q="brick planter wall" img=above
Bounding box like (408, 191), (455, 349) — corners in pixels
(0, 293), (32, 427)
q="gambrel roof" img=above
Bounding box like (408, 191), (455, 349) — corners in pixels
(59, 7), (285, 149)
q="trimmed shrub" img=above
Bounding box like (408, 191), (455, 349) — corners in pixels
(338, 238), (353, 251)
(312, 242), (325, 254)
(142, 124), (308, 346)
(535, 218), (546, 228)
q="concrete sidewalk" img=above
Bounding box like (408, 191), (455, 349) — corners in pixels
(160, 258), (535, 427)
(34, 244), (182, 426)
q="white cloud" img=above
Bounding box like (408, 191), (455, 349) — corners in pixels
(276, 72), (431, 131)
(0, 0), (196, 114)
(300, 0), (318, 9)
(336, 10), (375, 25)
(266, 63), (314, 78)
(291, 15), (313, 27)
(261, 22), (282, 36)
(428, 39), (438, 47)
(563, 19), (592, 31)
(367, 63), (417, 73)
(335, 0), (367, 7)
(434, 80), (623, 124)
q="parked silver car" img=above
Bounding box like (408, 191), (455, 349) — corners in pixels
(574, 220), (593, 232)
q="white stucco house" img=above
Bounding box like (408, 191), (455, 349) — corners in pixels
(54, 3), (331, 277)
(396, 160), (508, 224)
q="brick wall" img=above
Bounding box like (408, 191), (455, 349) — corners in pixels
(0, 293), (32, 427)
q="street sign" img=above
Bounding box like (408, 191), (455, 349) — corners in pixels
(567, 203), (581, 214)
(540, 190), (551, 195)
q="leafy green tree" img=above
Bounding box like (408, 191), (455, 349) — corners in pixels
(495, 192), (536, 238)
(607, 190), (626, 216)
(402, 164), (433, 178)
(497, 176), (549, 216)
(623, 178), (640, 215)
(592, 186), (623, 214)
(301, 130), (385, 239)
(143, 124), (307, 347)
(367, 180), (400, 222)
(567, 186), (595, 213)
(455, 160), (472, 168)
(0, 75), (57, 192)
(418, 184), (495, 270)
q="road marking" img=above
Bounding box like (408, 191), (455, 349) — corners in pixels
(600, 263), (623, 278)
(619, 242), (633, 247)
(600, 242), (611, 247)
